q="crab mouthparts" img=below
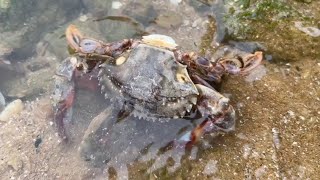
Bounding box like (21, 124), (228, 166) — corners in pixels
(159, 95), (197, 118)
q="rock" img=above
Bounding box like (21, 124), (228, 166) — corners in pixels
(78, 14), (88, 22)
(255, 165), (268, 178)
(170, 0), (182, 6)
(79, 107), (117, 164)
(155, 12), (183, 29)
(82, 0), (112, 15)
(245, 65), (267, 83)
(111, 1), (122, 9)
(0, 91), (5, 111)
(5, 69), (53, 99)
(0, 0), (83, 62)
(0, 0), (10, 9)
(122, 0), (157, 26)
(3, 54), (57, 99)
(0, 99), (24, 122)
(294, 21), (320, 37)
(0, 43), (12, 56)
(203, 160), (218, 175)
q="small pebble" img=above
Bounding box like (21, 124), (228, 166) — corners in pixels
(170, 0), (182, 5)
(294, 21), (320, 37)
(0, 0), (11, 9)
(243, 144), (251, 159)
(265, 54), (273, 61)
(236, 132), (248, 140)
(34, 135), (42, 148)
(192, 18), (202, 28)
(0, 99), (24, 122)
(245, 64), (267, 82)
(189, 146), (198, 160)
(0, 59), (11, 64)
(112, 1), (122, 9)
(203, 160), (218, 175)
(79, 15), (88, 22)
(287, 110), (295, 117)
(255, 165), (267, 178)
(272, 128), (281, 149)
(7, 157), (23, 171)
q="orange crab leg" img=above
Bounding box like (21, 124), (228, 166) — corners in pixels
(177, 105), (235, 149)
(218, 51), (263, 75)
(66, 24), (83, 52)
(65, 24), (133, 60)
(240, 51), (263, 74)
(54, 86), (75, 140)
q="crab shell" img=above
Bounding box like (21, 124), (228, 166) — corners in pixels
(97, 34), (199, 119)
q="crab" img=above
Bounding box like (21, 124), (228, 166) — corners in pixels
(52, 25), (263, 152)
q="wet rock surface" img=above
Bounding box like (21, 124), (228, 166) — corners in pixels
(0, 0), (319, 179)
(0, 91), (5, 111)
(0, 0), (83, 61)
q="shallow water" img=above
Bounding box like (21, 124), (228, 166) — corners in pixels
(0, 0), (319, 179)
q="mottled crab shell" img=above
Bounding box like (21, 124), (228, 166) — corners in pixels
(98, 35), (199, 120)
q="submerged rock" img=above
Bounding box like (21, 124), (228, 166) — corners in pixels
(0, 0), (10, 9)
(0, 91), (5, 111)
(154, 12), (183, 29)
(0, 99), (24, 122)
(203, 160), (218, 175)
(294, 21), (320, 37)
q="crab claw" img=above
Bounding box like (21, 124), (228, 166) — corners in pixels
(66, 24), (104, 54)
(66, 24), (83, 52)
(195, 84), (235, 133)
(218, 51), (263, 75)
(176, 84), (235, 147)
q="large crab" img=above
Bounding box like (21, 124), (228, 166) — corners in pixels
(52, 25), (262, 153)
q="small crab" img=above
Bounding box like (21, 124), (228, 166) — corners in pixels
(52, 25), (263, 151)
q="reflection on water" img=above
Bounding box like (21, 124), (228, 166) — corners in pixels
(0, 0), (319, 179)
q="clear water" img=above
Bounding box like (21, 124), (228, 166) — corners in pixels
(0, 0), (319, 179)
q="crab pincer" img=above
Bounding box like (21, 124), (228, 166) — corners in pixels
(175, 84), (235, 148)
(218, 51), (263, 75)
(52, 26), (104, 140)
(65, 24), (132, 60)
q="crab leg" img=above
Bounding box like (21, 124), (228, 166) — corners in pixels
(53, 82), (75, 140)
(52, 57), (78, 140)
(53, 25), (137, 140)
(179, 51), (263, 85)
(66, 24), (134, 61)
(180, 53), (227, 84)
(175, 112), (235, 149)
